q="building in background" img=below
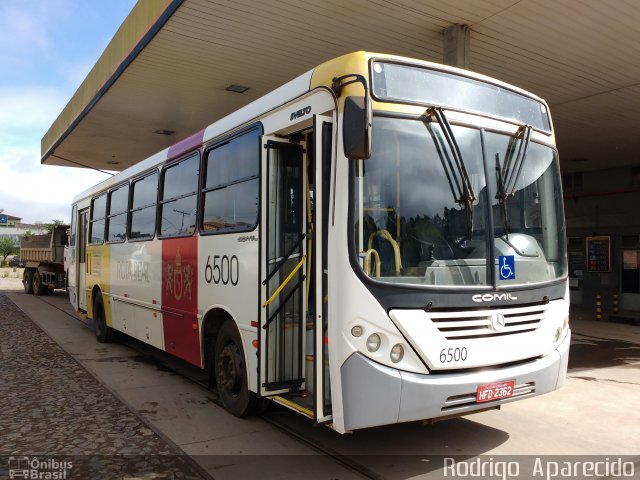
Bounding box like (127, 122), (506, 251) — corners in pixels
(0, 211), (48, 246)
(564, 167), (640, 312)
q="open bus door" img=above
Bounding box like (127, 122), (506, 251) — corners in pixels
(259, 136), (308, 398)
(258, 114), (334, 423)
(313, 114), (333, 423)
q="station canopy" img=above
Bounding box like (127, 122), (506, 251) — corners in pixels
(42, 0), (640, 175)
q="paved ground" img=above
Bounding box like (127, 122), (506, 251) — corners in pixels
(1, 275), (639, 479)
(0, 291), (209, 479)
(0, 279), (363, 480)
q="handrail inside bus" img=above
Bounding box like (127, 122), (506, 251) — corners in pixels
(262, 255), (306, 308)
(367, 230), (401, 273)
(263, 275), (306, 330)
(363, 248), (381, 277)
(262, 233), (306, 286)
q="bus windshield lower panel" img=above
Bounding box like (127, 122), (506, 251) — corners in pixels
(351, 116), (567, 287)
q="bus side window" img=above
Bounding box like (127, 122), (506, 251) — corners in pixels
(129, 171), (158, 241)
(107, 183), (129, 243)
(89, 193), (107, 244)
(201, 128), (260, 234)
(159, 153), (199, 237)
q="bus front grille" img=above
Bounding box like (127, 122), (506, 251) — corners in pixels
(441, 382), (535, 411)
(429, 305), (547, 340)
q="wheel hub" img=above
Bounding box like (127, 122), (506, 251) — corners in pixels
(217, 343), (243, 395)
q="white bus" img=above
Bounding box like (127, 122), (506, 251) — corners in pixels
(67, 52), (570, 433)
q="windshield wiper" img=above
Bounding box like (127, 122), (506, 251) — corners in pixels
(427, 107), (476, 238)
(495, 124), (532, 239)
(495, 153), (511, 238)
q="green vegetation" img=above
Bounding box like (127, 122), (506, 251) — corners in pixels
(45, 219), (65, 233)
(0, 237), (17, 265)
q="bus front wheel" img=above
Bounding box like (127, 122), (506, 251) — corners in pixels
(214, 320), (261, 417)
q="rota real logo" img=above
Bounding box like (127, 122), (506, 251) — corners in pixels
(165, 249), (193, 301)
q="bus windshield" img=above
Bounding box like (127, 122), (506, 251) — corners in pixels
(351, 116), (567, 287)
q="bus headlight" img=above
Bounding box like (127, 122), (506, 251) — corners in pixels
(366, 333), (381, 352)
(554, 327), (563, 342)
(351, 325), (363, 337)
(390, 344), (404, 363)
(554, 315), (570, 343)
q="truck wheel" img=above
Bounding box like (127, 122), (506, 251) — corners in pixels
(214, 320), (263, 417)
(93, 291), (115, 343)
(23, 269), (34, 294)
(32, 272), (46, 296)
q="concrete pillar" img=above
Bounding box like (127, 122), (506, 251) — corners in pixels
(443, 24), (470, 69)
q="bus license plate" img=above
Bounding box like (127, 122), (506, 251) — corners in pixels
(476, 380), (515, 403)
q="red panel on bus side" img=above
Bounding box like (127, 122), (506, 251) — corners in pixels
(161, 236), (201, 366)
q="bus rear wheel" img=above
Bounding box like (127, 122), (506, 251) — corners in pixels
(214, 320), (262, 417)
(23, 269), (34, 294)
(93, 291), (115, 343)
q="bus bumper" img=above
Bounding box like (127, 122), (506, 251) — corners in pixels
(340, 329), (571, 431)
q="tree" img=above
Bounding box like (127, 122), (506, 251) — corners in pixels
(0, 237), (16, 265)
(45, 219), (64, 233)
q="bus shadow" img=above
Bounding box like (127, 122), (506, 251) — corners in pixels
(59, 299), (510, 479)
(264, 405), (509, 479)
(112, 331), (509, 478)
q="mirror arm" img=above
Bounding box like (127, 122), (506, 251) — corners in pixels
(331, 74), (368, 98)
(332, 74), (370, 134)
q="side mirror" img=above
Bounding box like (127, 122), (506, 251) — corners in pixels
(343, 96), (372, 160)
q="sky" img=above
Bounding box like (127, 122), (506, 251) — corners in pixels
(0, 0), (137, 224)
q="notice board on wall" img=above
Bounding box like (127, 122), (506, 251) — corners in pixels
(586, 236), (611, 273)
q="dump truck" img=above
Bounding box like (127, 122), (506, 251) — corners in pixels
(21, 225), (69, 296)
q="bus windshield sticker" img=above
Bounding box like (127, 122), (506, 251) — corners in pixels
(499, 255), (515, 280)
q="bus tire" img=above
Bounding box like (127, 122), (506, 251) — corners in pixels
(32, 272), (46, 296)
(214, 320), (260, 417)
(93, 291), (115, 343)
(23, 269), (34, 294)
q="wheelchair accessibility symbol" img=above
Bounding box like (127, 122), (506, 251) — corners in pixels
(499, 255), (515, 280)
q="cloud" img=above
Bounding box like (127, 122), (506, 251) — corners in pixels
(0, 190), (71, 225)
(0, 1), (79, 85)
(0, 0), (135, 224)
(0, 85), (69, 134)
(0, 4), (52, 54)
(62, 58), (98, 89)
(0, 144), (109, 224)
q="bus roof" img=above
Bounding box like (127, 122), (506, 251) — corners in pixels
(73, 51), (549, 204)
